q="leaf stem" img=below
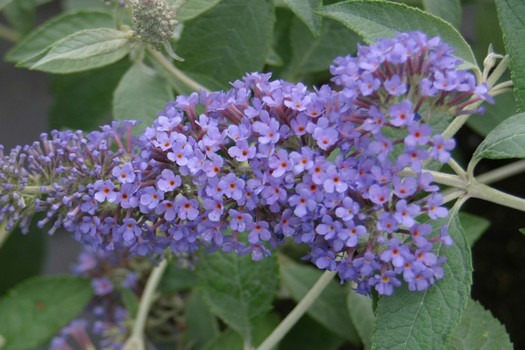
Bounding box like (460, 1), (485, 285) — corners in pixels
(148, 49), (209, 92)
(468, 180), (525, 212)
(256, 269), (337, 350)
(123, 258), (169, 350)
(0, 23), (19, 43)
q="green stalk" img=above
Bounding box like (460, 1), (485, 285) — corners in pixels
(256, 269), (338, 350)
(123, 258), (169, 350)
(148, 49), (210, 92)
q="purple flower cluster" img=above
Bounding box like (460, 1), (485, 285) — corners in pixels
(0, 32), (490, 295)
(51, 249), (139, 350)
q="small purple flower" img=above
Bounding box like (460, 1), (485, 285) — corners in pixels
(203, 198), (224, 222)
(429, 135), (455, 163)
(176, 196), (199, 220)
(119, 218), (142, 242)
(229, 209), (253, 232)
(370, 271), (401, 295)
(139, 186), (164, 211)
(252, 118), (280, 144)
(157, 169), (181, 192)
(218, 173), (245, 201)
(335, 197), (360, 221)
(384, 74), (407, 96)
(248, 221), (272, 244)
(93, 180), (117, 203)
(228, 140), (256, 162)
(388, 100), (414, 127)
(112, 163), (136, 184)
(426, 193), (448, 219)
(91, 277), (114, 296)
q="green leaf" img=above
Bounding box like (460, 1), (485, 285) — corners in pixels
(280, 315), (344, 350)
(30, 28), (131, 74)
(183, 291), (219, 349)
(49, 60), (130, 131)
(0, 220), (47, 296)
(196, 251), (279, 341)
(175, 0), (274, 89)
(158, 260), (197, 293)
(371, 214), (472, 350)
(444, 299), (513, 350)
(472, 112), (525, 160)
(495, 0), (525, 111)
(316, 0), (478, 71)
(458, 212), (490, 247)
(281, 0), (322, 37)
(2, 0), (36, 35)
(0, 276), (93, 350)
(176, 0), (222, 21)
(63, 0), (110, 11)
(5, 11), (114, 64)
(284, 15), (359, 81)
(422, 0), (461, 29)
(0, 0), (14, 10)
(200, 313), (280, 350)
(113, 63), (174, 133)
(120, 288), (139, 318)
(467, 92), (516, 136)
(519, 228), (525, 235)
(347, 289), (375, 350)
(279, 255), (360, 344)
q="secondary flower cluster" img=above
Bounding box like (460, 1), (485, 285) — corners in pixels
(0, 32), (490, 295)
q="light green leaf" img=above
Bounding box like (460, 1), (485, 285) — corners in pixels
(284, 16), (359, 81)
(495, 0), (525, 111)
(183, 291), (219, 349)
(422, 0), (461, 29)
(175, 0), (274, 89)
(197, 251), (279, 341)
(113, 63), (174, 132)
(63, 0), (109, 11)
(281, 0), (322, 36)
(3, 0), (36, 35)
(176, 0), (222, 21)
(201, 313), (280, 350)
(316, 0), (478, 71)
(347, 289), (375, 350)
(279, 255), (360, 344)
(473, 112), (525, 160)
(458, 212), (490, 247)
(30, 28), (131, 74)
(5, 11), (114, 64)
(49, 60), (130, 131)
(444, 299), (513, 350)
(0, 276), (92, 350)
(371, 214), (472, 350)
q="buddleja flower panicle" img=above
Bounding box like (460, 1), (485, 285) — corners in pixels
(0, 32), (491, 296)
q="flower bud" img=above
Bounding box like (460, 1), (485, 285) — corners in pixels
(131, 0), (178, 50)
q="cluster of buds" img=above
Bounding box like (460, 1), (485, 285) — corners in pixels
(130, 0), (179, 51)
(0, 32), (491, 295)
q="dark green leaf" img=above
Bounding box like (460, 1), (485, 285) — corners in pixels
(0, 276), (92, 350)
(316, 0), (478, 71)
(200, 313), (280, 350)
(5, 11), (114, 64)
(281, 0), (322, 36)
(176, 0), (222, 21)
(113, 63), (174, 133)
(519, 228), (525, 235)
(371, 214), (472, 350)
(175, 0), (274, 89)
(347, 289), (375, 350)
(284, 16), (359, 81)
(279, 255), (360, 344)
(280, 314), (344, 350)
(197, 251), (279, 341)
(495, 0), (525, 111)
(30, 28), (131, 74)
(422, 0), (461, 29)
(458, 212), (490, 247)
(158, 260), (197, 293)
(0, 220), (47, 296)
(120, 288), (139, 318)
(472, 112), (525, 160)
(49, 60), (130, 131)
(183, 291), (219, 349)
(444, 299), (513, 350)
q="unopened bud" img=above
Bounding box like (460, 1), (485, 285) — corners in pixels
(131, 0), (178, 50)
